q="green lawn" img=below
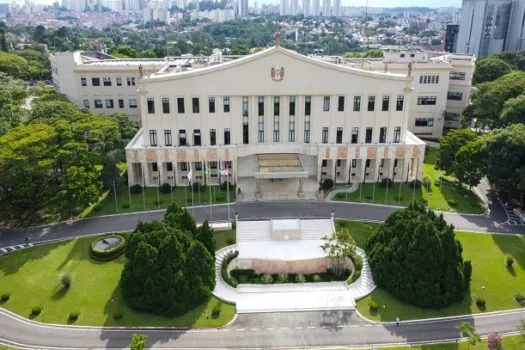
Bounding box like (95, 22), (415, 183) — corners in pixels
(335, 220), (380, 248)
(0, 232), (236, 327)
(357, 231), (525, 321)
(214, 229), (236, 250)
(88, 185), (236, 217)
(332, 148), (485, 214)
(378, 334), (525, 350)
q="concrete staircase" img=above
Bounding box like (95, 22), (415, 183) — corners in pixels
(212, 245), (239, 303)
(346, 247), (376, 300)
(299, 219), (335, 240)
(236, 220), (272, 242)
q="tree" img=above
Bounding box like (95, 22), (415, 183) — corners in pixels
(454, 138), (485, 189)
(473, 57), (513, 84)
(0, 73), (26, 135)
(500, 94), (525, 126)
(456, 321), (481, 349)
(196, 219), (215, 256)
(164, 203), (197, 235)
(101, 149), (124, 190)
(230, 44), (249, 55)
(0, 51), (29, 79)
(487, 331), (503, 350)
(0, 29), (7, 52)
(438, 129), (479, 174)
(366, 202), (471, 308)
(321, 227), (356, 276)
(129, 334), (147, 350)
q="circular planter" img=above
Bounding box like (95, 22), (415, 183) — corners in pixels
(89, 234), (127, 262)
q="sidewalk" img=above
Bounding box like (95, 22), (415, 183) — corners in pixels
(325, 183), (359, 201)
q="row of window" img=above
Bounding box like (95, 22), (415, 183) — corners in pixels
(322, 158), (401, 168)
(417, 96), (437, 105)
(449, 71), (466, 80)
(83, 98), (138, 109)
(447, 91), (463, 101)
(148, 126), (402, 147)
(146, 95), (406, 115)
(419, 75), (440, 84)
(149, 161), (233, 173)
(415, 118), (434, 127)
(81, 76), (136, 87)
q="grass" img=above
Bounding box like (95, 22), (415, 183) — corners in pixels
(356, 231), (525, 321)
(378, 334), (525, 349)
(332, 148), (485, 214)
(335, 220), (379, 248)
(0, 232), (236, 327)
(214, 229), (236, 250)
(88, 185), (236, 217)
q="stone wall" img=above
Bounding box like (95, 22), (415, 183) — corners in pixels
(252, 257), (329, 274)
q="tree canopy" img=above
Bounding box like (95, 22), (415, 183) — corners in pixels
(121, 204), (215, 316)
(473, 57), (513, 85)
(366, 202), (471, 308)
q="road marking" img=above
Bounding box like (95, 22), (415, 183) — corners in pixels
(236, 328), (245, 331)
(0, 248), (7, 253)
(294, 326), (303, 330)
(250, 328), (258, 331)
(364, 324), (373, 327)
(280, 327), (289, 330)
(336, 325), (346, 328)
(221, 329), (231, 332)
(307, 326), (317, 329)
(266, 327), (275, 330)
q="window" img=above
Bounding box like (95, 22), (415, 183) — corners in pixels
(274, 96), (280, 116)
(304, 115), (310, 143)
(94, 99), (103, 108)
(393, 127), (401, 143)
(366, 159), (371, 168)
(166, 163), (173, 172)
(447, 113), (461, 122)
(152, 163), (158, 172)
(273, 114), (280, 142)
(193, 129), (201, 146)
(177, 98), (185, 113)
(400, 53), (405, 58)
(91, 77), (100, 86)
(353, 96), (361, 111)
(162, 98), (170, 114)
(180, 162), (188, 171)
(289, 96), (296, 116)
(209, 161), (218, 169)
(368, 96), (375, 111)
(322, 160), (327, 167)
(352, 159), (357, 168)
(447, 91), (463, 101)
(83, 99), (89, 108)
(194, 162), (202, 171)
(192, 97), (200, 113)
(210, 129), (216, 145)
(223, 96), (230, 112)
(179, 129), (187, 146)
(243, 124), (249, 144)
(242, 96), (248, 117)
(415, 118), (434, 127)
(396, 96), (404, 111)
(147, 98), (155, 113)
(379, 127), (387, 143)
(365, 127), (373, 143)
(417, 96), (437, 105)
(419, 74), (440, 84)
(129, 99), (137, 109)
(258, 96), (264, 116)
(224, 128), (231, 145)
(379, 96), (389, 111)
(81, 77), (87, 86)
(449, 71), (466, 80)
(322, 127), (329, 144)
(336, 159), (341, 167)
(323, 96), (330, 111)
(105, 99), (114, 108)
(209, 97), (215, 113)
(127, 77), (136, 86)
(305, 96), (311, 116)
(103, 77), (111, 86)
(336, 127), (343, 144)
(149, 130), (157, 146)
(164, 130), (172, 146)
(338, 96), (345, 112)
(118, 99), (124, 108)
(351, 127), (359, 144)
(289, 115), (295, 142)
(410, 53), (415, 58)
(116, 77), (122, 86)
(380, 159), (385, 167)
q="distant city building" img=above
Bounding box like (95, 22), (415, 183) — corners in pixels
(290, 0), (298, 15)
(333, 0), (340, 17)
(240, 0), (248, 17)
(302, 0), (310, 16)
(191, 8), (235, 22)
(322, 0), (329, 16)
(444, 24), (459, 53)
(312, 0), (319, 16)
(280, 0), (288, 15)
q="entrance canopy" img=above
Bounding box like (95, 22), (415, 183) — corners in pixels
(255, 154), (309, 179)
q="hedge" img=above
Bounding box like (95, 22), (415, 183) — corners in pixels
(89, 234), (127, 261)
(221, 251), (239, 287)
(347, 252), (364, 284)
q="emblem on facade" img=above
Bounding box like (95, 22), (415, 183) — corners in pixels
(271, 66), (285, 82)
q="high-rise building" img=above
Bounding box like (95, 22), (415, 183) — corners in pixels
(322, 0), (329, 16)
(280, 0), (288, 15)
(333, 0), (340, 16)
(312, 0), (319, 15)
(302, 0), (309, 15)
(444, 24), (459, 53)
(290, 0), (298, 14)
(240, 0), (248, 17)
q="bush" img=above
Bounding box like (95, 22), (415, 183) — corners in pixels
(211, 304), (221, 318)
(476, 297), (486, 308)
(506, 255), (514, 268)
(68, 311), (80, 322)
(319, 179), (334, 192)
(231, 220), (236, 230)
(191, 182), (205, 193)
(0, 293), (10, 302)
(160, 183), (172, 194)
(368, 300), (379, 311)
(121, 203), (130, 209)
(277, 273), (288, 283)
(113, 310), (124, 320)
(295, 274), (306, 283)
(226, 237), (235, 245)
(514, 293), (525, 306)
(313, 274), (321, 282)
(408, 180), (422, 189)
(221, 251), (239, 288)
(220, 181), (234, 191)
(31, 306), (42, 316)
(89, 234), (127, 262)
(59, 273), (71, 290)
(434, 180), (441, 187)
(215, 193), (225, 201)
(365, 195), (373, 200)
(261, 273), (273, 284)
(379, 178), (393, 188)
(130, 184), (143, 194)
(153, 199), (163, 206)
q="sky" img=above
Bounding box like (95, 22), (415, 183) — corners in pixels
(4, 0), (462, 9)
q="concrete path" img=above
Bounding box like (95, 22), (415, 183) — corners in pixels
(325, 182), (359, 200)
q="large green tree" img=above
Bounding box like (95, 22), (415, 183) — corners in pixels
(500, 94), (525, 126)
(366, 202), (472, 308)
(0, 51), (29, 79)
(438, 129), (479, 173)
(454, 138), (485, 189)
(0, 73), (26, 136)
(473, 57), (513, 85)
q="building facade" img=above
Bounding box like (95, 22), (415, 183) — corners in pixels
(444, 24), (459, 53)
(125, 43), (426, 200)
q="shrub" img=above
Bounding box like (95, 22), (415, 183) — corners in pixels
(434, 180), (441, 187)
(220, 250), (239, 288)
(313, 274), (321, 282)
(394, 195), (403, 202)
(59, 273), (71, 290)
(191, 182), (204, 193)
(89, 234), (127, 262)
(0, 293), (10, 302)
(407, 180), (422, 189)
(319, 179), (334, 192)
(295, 274), (306, 283)
(226, 237), (235, 245)
(448, 199), (457, 207)
(113, 310), (124, 321)
(121, 203), (130, 209)
(160, 183), (172, 194)
(220, 181), (234, 191)
(261, 273), (273, 284)
(422, 176), (431, 188)
(506, 255), (514, 268)
(153, 199), (163, 206)
(365, 195), (373, 200)
(379, 178), (393, 188)
(487, 332), (503, 350)
(211, 304), (221, 318)
(231, 220), (236, 230)
(215, 193), (225, 201)
(368, 300), (379, 311)
(277, 273), (288, 283)
(476, 297), (486, 308)
(68, 311), (80, 322)
(514, 293), (525, 305)
(31, 306), (42, 316)
(130, 184), (143, 194)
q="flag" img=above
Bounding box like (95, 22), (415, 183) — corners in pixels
(187, 164), (193, 183)
(220, 165), (229, 176)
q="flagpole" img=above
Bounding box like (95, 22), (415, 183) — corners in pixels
(208, 165), (212, 221)
(128, 181), (132, 210)
(113, 180), (119, 213)
(142, 166), (146, 210)
(156, 177), (160, 209)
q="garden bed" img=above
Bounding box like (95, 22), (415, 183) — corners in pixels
(228, 269), (351, 285)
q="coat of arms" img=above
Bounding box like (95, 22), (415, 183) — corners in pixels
(271, 66), (285, 82)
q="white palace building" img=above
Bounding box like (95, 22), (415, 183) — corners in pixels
(123, 37), (431, 199)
